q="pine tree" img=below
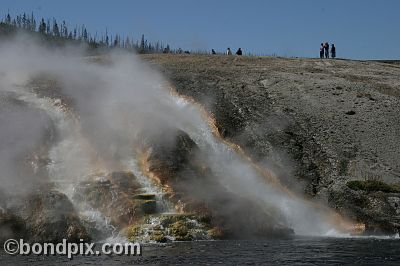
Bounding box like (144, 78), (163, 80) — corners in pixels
(113, 34), (119, 47)
(155, 41), (160, 53)
(140, 34), (145, 53)
(52, 19), (60, 37)
(83, 28), (88, 41)
(46, 19), (51, 34)
(5, 12), (11, 24)
(30, 12), (36, 31)
(17, 15), (21, 28)
(105, 28), (109, 46)
(62, 21), (68, 37)
(125, 36), (131, 49)
(38, 18), (46, 34)
(22, 13), (26, 29)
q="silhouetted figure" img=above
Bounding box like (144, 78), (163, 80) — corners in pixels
(331, 44), (336, 59)
(320, 43), (324, 59)
(211, 49), (216, 54)
(236, 48), (242, 55)
(226, 48), (232, 55)
(324, 42), (329, 59)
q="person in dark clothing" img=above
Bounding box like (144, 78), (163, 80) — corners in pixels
(236, 48), (242, 55)
(324, 42), (330, 59)
(331, 44), (336, 59)
(211, 49), (216, 54)
(320, 43), (324, 59)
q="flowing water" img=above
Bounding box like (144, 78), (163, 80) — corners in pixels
(169, 94), (348, 235)
(1, 237), (400, 265)
(14, 85), (351, 237)
(13, 86), (178, 240)
(124, 157), (175, 213)
(13, 87), (116, 237)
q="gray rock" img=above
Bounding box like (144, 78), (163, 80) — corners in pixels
(15, 190), (89, 243)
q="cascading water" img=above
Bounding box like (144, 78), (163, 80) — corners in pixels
(23, 86), (345, 237)
(11, 87), (115, 238)
(0, 39), (355, 241)
(11, 82), (344, 239)
(167, 91), (347, 236)
(11, 85), (178, 240)
(124, 157), (175, 213)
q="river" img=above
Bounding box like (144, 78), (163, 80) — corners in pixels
(1, 237), (400, 265)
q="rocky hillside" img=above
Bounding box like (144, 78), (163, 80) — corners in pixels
(143, 54), (400, 234)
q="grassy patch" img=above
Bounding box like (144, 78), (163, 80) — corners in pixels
(347, 180), (400, 193)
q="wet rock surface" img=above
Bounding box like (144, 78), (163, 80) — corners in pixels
(125, 214), (212, 242)
(141, 128), (294, 239)
(2, 190), (89, 243)
(0, 211), (27, 243)
(0, 92), (89, 243)
(73, 171), (144, 228)
(143, 55), (400, 233)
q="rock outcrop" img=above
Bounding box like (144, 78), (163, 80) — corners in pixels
(3, 190), (89, 243)
(0, 211), (27, 244)
(140, 128), (294, 239)
(73, 171), (145, 228)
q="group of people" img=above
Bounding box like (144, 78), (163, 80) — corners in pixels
(211, 45), (337, 58)
(320, 42), (336, 59)
(226, 47), (242, 55)
(211, 48), (243, 55)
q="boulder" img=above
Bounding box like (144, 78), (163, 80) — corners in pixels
(73, 171), (145, 228)
(14, 190), (89, 243)
(329, 184), (400, 235)
(140, 200), (157, 214)
(141, 128), (199, 184)
(0, 211), (27, 243)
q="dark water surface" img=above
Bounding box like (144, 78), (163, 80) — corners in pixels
(1, 237), (400, 265)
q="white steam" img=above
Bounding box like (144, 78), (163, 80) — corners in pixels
(0, 34), (340, 236)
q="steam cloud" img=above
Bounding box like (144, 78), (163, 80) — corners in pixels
(0, 34), (342, 236)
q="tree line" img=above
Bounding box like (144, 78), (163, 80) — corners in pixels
(1, 12), (174, 54)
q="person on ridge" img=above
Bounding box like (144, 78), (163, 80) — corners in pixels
(324, 42), (330, 59)
(226, 47), (232, 55)
(331, 44), (336, 59)
(320, 43), (324, 59)
(236, 48), (243, 55)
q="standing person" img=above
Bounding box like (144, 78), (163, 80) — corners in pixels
(331, 44), (336, 59)
(236, 48), (243, 55)
(226, 47), (232, 55)
(324, 42), (330, 59)
(320, 43), (324, 59)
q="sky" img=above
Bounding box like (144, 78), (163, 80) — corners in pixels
(1, 0), (399, 59)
